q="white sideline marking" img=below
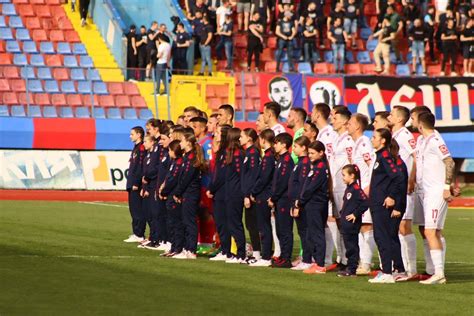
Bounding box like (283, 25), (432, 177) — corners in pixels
(79, 201), (127, 208)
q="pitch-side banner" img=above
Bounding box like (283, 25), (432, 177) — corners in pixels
(344, 76), (474, 127)
(305, 76), (345, 112)
(259, 73), (303, 120)
(80, 151), (131, 190)
(0, 150), (86, 189)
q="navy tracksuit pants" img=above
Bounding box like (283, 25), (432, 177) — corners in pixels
(294, 209), (311, 264)
(144, 195), (159, 242)
(371, 206), (405, 274)
(182, 197), (199, 253)
(213, 199), (231, 257)
(226, 198), (246, 259)
(256, 198), (273, 261)
(274, 199), (293, 261)
(305, 202), (328, 267)
(245, 204), (261, 253)
(157, 199), (169, 243)
(167, 200), (184, 253)
(340, 218), (362, 274)
(128, 190), (145, 238)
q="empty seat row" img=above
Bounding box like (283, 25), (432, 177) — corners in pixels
(0, 66), (101, 81)
(0, 40), (87, 55)
(0, 53), (93, 67)
(0, 27), (80, 42)
(3, 3), (65, 18)
(0, 78), (108, 94)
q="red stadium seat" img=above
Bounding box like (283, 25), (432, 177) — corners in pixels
(345, 63), (362, 74)
(123, 82), (140, 96)
(99, 95), (115, 107)
(32, 29), (48, 42)
(46, 55), (62, 67)
(66, 94), (83, 107)
(34, 5), (52, 18)
(34, 93), (50, 106)
(26, 17), (41, 29)
(0, 41), (4, 53)
(3, 66), (20, 78)
(50, 5), (66, 17)
(12, 0), (29, 3)
(206, 85), (216, 97)
(18, 4), (35, 17)
(427, 64), (441, 76)
(115, 95), (131, 108)
(267, 37), (277, 49)
(245, 85), (260, 99)
(41, 18), (53, 31)
(131, 95), (147, 108)
(0, 53), (13, 65)
(64, 30), (80, 43)
(10, 79), (26, 92)
(207, 97), (221, 110)
(235, 35), (248, 48)
(107, 82), (124, 95)
(49, 30), (64, 42)
(51, 93), (67, 106)
(45, 0), (62, 4)
(30, 0), (46, 4)
(56, 16), (73, 30)
(18, 92), (30, 105)
(0, 79), (10, 92)
(260, 48), (274, 62)
(361, 63), (377, 75)
(234, 98), (242, 111)
(264, 61), (276, 72)
(313, 63), (329, 74)
(3, 92), (19, 105)
(235, 85), (243, 98)
(82, 94), (99, 107)
(53, 67), (69, 80)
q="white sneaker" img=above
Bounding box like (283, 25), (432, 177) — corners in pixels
(291, 262), (312, 271)
(356, 264), (371, 275)
(158, 242), (171, 251)
(123, 235), (144, 243)
(450, 71), (458, 77)
(226, 257), (244, 264)
(420, 274), (446, 285)
(186, 251), (197, 260)
(368, 273), (395, 283)
(209, 252), (227, 261)
(249, 259), (272, 267)
(394, 272), (409, 282)
(172, 251), (189, 259)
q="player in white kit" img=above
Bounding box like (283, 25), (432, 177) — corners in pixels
(347, 113), (377, 275)
(388, 106), (418, 279)
(417, 112), (455, 285)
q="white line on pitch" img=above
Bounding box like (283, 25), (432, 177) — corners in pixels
(78, 201), (127, 208)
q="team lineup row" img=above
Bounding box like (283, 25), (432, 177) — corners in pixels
(124, 101), (456, 285)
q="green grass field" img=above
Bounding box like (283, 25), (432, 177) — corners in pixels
(0, 201), (473, 315)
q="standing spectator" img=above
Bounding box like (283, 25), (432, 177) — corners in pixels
(198, 16), (214, 76)
(278, 0), (295, 13)
(137, 25), (148, 80)
(440, 19), (458, 76)
(300, 2), (324, 54)
(126, 25), (138, 81)
(237, 0), (252, 32)
(276, 11), (297, 72)
(251, 0), (270, 31)
(187, 0), (209, 20)
(436, 7), (458, 52)
(146, 21), (159, 80)
(216, 13), (234, 70)
(376, 0), (396, 30)
(373, 17), (395, 74)
(461, 18), (474, 76)
(191, 11), (204, 62)
(385, 5), (404, 63)
(302, 17), (318, 69)
(402, 0), (421, 34)
(424, 5), (437, 62)
(79, 0), (90, 27)
(409, 18), (428, 75)
(174, 23), (191, 74)
(155, 35), (171, 95)
(216, 0), (233, 32)
(328, 17), (348, 74)
(247, 11), (264, 71)
(327, 2), (345, 30)
(344, 0), (360, 49)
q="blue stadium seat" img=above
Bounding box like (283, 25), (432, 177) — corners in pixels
(71, 68), (85, 81)
(30, 54), (45, 66)
(38, 67), (52, 80)
(0, 16), (5, 28)
(282, 62), (290, 73)
(366, 38), (378, 51)
(15, 28), (31, 41)
(324, 51), (334, 63)
(59, 106), (74, 118)
(13, 53), (27, 66)
(27, 105), (42, 117)
(21, 67), (35, 79)
(43, 105), (58, 118)
(123, 108), (137, 119)
(9, 16), (24, 28)
(79, 56), (93, 68)
(75, 106), (90, 118)
(357, 51), (372, 64)
(93, 107), (106, 119)
(298, 62), (313, 74)
(27, 79), (43, 93)
(396, 64), (411, 76)
(11, 105), (26, 117)
(138, 108), (153, 120)
(106, 107), (122, 119)
(2, 4), (17, 15)
(23, 41), (38, 54)
(77, 81), (92, 94)
(86, 69), (101, 81)
(6, 40), (21, 53)
(61, 81), (76, 94)
(406, 51), (413, 63)
(57, 42), (72, 55)
(390, 52), (401, 64)
(346, 51), (355, 64)
(274, 51), (288, 62)
(0, 27), (14, 40)
(360, 28), (372, 40)
(235, 111), (244, 122)
(73, 43), (87, 55)
(40, 42), (55, 54)
(44, 80), (60, 93)
(0, 105), (9, 116)
(64, 55), (78, 68)
(93, 82), (108, 94)
(247, 111), (259, 122)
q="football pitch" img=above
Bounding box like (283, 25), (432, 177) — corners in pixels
(0, 200), (473, 315)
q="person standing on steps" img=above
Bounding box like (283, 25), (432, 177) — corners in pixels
(79, 0), (91, 27)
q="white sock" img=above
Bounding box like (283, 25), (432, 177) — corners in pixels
(424, 239), (435, 275)
(441, 237), (446, 266)
(325, 227), (334, 265)
(430, 249), (444, 276)
(253, 251), (261, 260)
(271, 215), (281, 257)
(327, 221), (339, 261)
(399, 234), (408, 272)
(405, 234), (417, 275)
(358, 232), (365, 262)
(338, 233), (347, 265)
(361, 230), (375, 266)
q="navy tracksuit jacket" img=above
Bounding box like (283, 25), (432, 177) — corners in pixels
(299, 159), (330, 267)
(142, 144), (160, 241)
(126, 142), (145, 237)
(156, 146), (171, 243)
(369, 148), (406, 274)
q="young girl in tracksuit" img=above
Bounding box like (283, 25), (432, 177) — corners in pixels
(159, 140), (184, 257)
(296, 140), (331, 275)
(207, 125), (231, 261)
(247, 129), (276, 267)
(172, 131), (206, 259)
(240, 128), (262, 262)
(288, 136), (312, 271)
(338, 164), (369, 277)
(369, 128), (406, 283)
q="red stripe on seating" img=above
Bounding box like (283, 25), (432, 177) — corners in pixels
(33, 118), (96, 149)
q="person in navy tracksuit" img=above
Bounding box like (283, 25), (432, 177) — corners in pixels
(369, 129), (406, 283)
(224, 127), (247, 262)
(172, 131), (206, 259)
(288, 136), (312, 270)
(247, 129), (276, 267)
(338, 164), (369, 277)
(240, 128), (262, 261)
(269, 133), (295, 268)
(124, 126), (146, 243)
(296, 141), (330, 274)
(159, 140), (185, 257)
(207, 125), (231, 261)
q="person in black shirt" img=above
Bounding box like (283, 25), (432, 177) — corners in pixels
(461, 18), (474, 76)
(247, 11), (264, 71)
(216, 13), (234, 70)
(126, 24), (138, 81)
(302, 16), (318, 70)
(300, 2), (325, 50)
(327, 2), (345, 30)
(343, 0), (359, 49)
(187, 0), (209, 20)
(328, 17), (348, 73)
(251, 0), (270, 31)
(436, 7), (458, 53)
(440, 19), (458, 76)
(198, 16), (214, 76)
(402, 0), (420, 35)
(424, 5), (437, 62)
(173, 23), (191, 74)
(146, 21), (159, 80)
(191, 11), (204, 62)
(276, 11), (297, 72)
(409, 18), (428, 75)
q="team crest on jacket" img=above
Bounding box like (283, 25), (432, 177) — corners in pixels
(374, 162), (379, 169)
(346, 193), (352, 200)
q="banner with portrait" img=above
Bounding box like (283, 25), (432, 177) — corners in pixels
(305, 76), (345, 113)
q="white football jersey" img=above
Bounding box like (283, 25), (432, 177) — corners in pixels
(421, 131), (451, 192)
(352, 135), (374, 190)
(392, 127), (416, 178)
(271, 123), (286, 136)
(330, 131), (355, 191)
(316, 124), (338, 161)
